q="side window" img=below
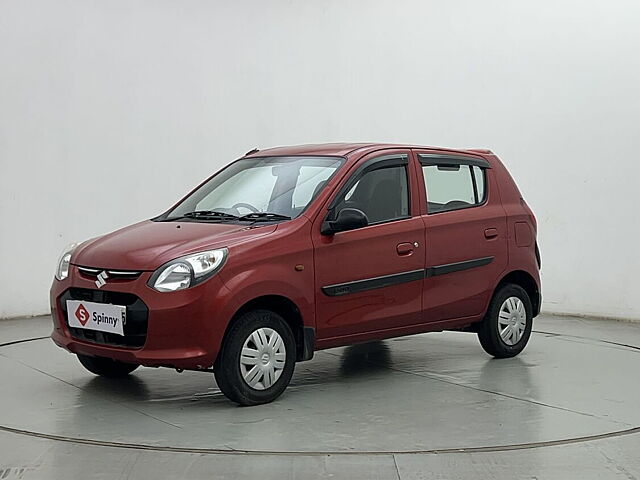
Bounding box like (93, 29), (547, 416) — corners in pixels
(334, 165), (409, 224)
(422, 164), (487, 213)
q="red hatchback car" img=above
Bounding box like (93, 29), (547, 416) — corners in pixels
(50, 143), (541, 405)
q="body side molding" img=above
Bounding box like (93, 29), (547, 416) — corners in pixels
(321, 257), (494, 297)
(322, 269), (424, 297)
(426, 256), (494, 277)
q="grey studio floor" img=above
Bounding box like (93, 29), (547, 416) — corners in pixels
(0, 314), (638, 479)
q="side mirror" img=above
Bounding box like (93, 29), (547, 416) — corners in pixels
(321, 208), (368, 235)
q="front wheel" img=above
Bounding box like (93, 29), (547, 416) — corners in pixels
(477, 284), (533, 358)
(77, 354), (139, 377)
(214, 309), (296, 406)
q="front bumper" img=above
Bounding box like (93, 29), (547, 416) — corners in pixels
(50, 265), (232, 370)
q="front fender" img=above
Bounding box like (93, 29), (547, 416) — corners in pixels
(218, 266), (315, 330)
(217, 220), (316, 331)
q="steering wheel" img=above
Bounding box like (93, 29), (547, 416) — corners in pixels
(231, 202), (260, 214)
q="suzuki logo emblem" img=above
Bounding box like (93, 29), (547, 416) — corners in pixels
(95, 271), (108, 289)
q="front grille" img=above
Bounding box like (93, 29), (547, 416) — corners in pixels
(77, 266), (142, 280)
(59, 288), (148, 348)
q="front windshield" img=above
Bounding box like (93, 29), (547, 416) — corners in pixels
(163, 156), (344, 221)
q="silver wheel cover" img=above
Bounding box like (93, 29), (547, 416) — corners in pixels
(239, 328), (286, 390)
(497, 296), (527, 346)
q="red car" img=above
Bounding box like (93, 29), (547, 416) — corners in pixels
(50, 143), (541, 405)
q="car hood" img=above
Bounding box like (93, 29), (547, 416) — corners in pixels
(72, 220), (277, 271)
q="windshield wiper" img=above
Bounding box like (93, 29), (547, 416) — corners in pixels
(178, 210), (239, 220)
(237, 212), (292, 222)
(162, 210), (290, 223)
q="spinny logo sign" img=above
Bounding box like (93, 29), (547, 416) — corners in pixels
(74, 303), (90, 326)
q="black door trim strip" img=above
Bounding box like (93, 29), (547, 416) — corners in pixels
(321, 256), (494, 297)
(426, 256), (494, 277)
(322, 269), (425, 297)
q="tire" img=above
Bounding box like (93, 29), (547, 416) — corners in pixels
(77, 354), (139, 378)
(214, 309), (296, 406)
(477, 283), (533, 358)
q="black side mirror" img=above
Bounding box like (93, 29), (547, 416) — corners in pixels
(321, 208), (368, 235)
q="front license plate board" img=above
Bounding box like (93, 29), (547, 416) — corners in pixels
(66, 300), (126, 336)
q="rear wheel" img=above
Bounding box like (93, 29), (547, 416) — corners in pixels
(77, 354), (139, 377)
(214, 309), (296, 406)
(477, 284), (533, 358)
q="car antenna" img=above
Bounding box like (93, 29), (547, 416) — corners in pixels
(245, 148), (259, 156)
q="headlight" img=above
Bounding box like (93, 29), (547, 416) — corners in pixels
(55, 243), (79, 281)
(149, 248), (228, 292)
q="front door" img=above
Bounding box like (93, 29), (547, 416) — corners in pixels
(311, 151), (426, 341)
(414, 150), (508, 324)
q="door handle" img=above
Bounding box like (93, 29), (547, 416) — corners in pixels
(484, 228), (498, 239)
(396, 242), (415, 256)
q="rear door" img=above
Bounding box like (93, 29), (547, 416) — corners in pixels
(311, 150), (426, 340)
(414, 150), (507, 324)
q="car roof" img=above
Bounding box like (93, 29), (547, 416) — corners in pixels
(244, 143), (491, 158)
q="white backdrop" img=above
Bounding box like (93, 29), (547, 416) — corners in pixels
(1, 0), (639, 319)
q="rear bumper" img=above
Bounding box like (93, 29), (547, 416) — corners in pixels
(50, 266), (232, 370)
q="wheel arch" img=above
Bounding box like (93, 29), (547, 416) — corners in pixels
(221, 295), (314, 363)
(495, 270), (541, 317)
